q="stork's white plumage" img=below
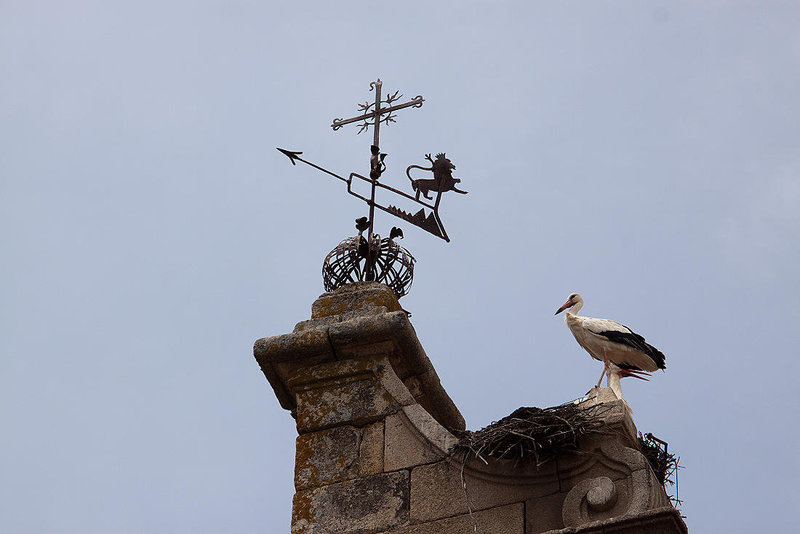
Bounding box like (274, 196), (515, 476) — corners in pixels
(606, 363), (629, 402)
(555, 293), (666, 389)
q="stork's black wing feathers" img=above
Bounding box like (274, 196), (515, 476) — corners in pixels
(597, 328), (666, 370)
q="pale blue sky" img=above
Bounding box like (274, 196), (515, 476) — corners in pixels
(2, 2), (799, 532)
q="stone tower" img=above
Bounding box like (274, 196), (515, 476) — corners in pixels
(254, 283), (687, 533)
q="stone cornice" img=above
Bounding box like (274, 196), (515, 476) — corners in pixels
(254, 282), (465, 431)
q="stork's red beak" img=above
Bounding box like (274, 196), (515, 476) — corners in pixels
(617, 369), (651, 381)
(555, 299), (572, 315)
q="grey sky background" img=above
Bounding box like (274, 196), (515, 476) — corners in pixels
(2, 1), (799, 532)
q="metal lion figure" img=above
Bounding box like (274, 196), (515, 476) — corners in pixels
(406, 153), (468, 200)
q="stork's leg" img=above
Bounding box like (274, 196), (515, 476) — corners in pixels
(595, 360), (608, 388)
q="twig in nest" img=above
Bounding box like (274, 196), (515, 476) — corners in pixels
(454, 399), (614, 466)
(638, 432), (682, 510)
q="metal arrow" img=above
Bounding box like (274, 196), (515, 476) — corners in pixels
(276, 147), (453, 242)
(277, 148), (348, 184)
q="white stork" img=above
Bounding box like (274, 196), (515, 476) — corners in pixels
(555, 293), (666, 389)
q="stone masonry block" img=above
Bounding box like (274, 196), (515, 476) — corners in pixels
(544, 506), (687, 534)
(289, 357), (414, 434)
(311, 282), (402, 319)
(582, 388), (638, 448)
(359, 421), (384, 477)
(526, 491), (566, 533)
(393, 503), (524, 534)
(295, 426), (361, 491)
(292, 471), (410, 534)
(410, 459), (560, 523)
(294, 422), (385, 491)
(294, 378), (394, 434)
(554, 438), (654, 496)
(384, 405), (458, 472)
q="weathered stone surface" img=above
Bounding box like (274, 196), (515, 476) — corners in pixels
(562, 473), (654, 528)
(554, 436), (648, 492)
(384, 405), (458, 471)
(292, 471), (410, 534)
(410, 458), (560, 523)
(359, 420), (384, 477)
(311, 282), (402, 319)
(295, 426), (361, 490)
(393, 503), (524, 534)
(561, 476), (627, 529)
(289, 357), (414, 434)
(585, 476), (617, 512)
(526, 491), (565, 533)
(294, 305), (392, 333)
(546, 506), (687, 533)
(254, 283), (465, 431)
(582, 387), (638, 448)
(401, 404), (459, 453)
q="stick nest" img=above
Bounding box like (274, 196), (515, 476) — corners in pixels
(454, 399), (614, 466)
(638, 432), (679, 487)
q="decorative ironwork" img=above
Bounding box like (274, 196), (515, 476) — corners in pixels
(276, 148), (465, 243)
(323, 228), (416, 298)
(406, 153), (468, 200)
(277, 78), (467, 297)
(331, 82), (424, 134)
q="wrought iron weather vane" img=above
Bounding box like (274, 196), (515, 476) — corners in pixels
(277, 79), (467, 297)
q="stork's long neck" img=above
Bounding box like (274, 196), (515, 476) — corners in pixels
(564, 300), (583, 324)
(607, 368), (625, 401)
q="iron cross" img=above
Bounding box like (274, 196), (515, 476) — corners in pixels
(330, 79), (424, 278)
(331, 78), (424, 141)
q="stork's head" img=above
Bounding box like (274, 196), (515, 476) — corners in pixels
(555, 293), (583, 315)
